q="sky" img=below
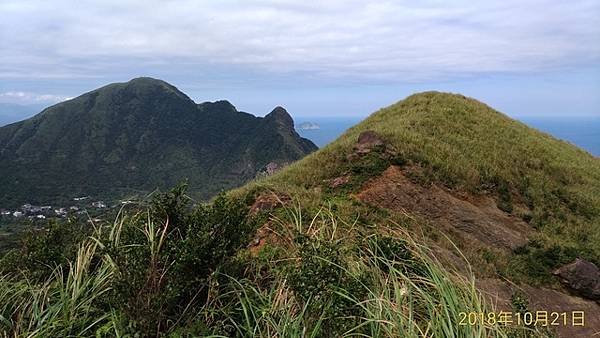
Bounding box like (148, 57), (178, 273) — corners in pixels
(0, 0), (599, 119)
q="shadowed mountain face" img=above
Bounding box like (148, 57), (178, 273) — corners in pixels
(0, 77), (317, 207)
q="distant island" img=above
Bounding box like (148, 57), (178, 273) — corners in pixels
(297, 121), (320, 130)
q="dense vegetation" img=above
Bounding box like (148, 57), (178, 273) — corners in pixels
(0, 77), (316, 208)
(1, 185), (538, 337)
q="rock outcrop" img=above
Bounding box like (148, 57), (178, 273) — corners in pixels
(354, 130), (386, 154)
(554, 258), (600, 302)
(347, 130), (396, 162)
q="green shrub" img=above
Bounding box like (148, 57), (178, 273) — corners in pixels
(509, 241), (580, 285)
(0, 218), (90, 280)
(104, 186), (257, 335)
(288, 235), (366, 335)
(370, 236), (427, 276)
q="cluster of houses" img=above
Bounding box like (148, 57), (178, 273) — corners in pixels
(0, 196), (108, 221)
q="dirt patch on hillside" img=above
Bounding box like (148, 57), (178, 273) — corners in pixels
(247, 221), (280, 256)
(249, 192), (291, 216)
(356, 165), (532, 250)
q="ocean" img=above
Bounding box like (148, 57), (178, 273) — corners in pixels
(521, 117), (600, 156)
(296, 116), (600, 156)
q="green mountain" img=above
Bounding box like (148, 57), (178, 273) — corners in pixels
(0, 77), (316, 207)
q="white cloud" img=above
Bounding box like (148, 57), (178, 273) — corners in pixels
(0, 91), (71, 104)
(0, 0), (598, 82)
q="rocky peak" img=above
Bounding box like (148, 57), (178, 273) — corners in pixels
(265, 106), (294, 128)
(0, 78), (317, 207)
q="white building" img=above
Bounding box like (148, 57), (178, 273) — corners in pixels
(92, 201), (107, 208)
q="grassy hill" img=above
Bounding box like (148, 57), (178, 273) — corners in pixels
(239, 91), (600, 281)
(255, 91), (598, 211)
(1, 91), (598, 337)
(230, 91), (600, 335)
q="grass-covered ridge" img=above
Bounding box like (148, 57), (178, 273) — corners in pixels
(237, 91), (600, 284)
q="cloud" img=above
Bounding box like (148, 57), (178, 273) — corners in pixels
(0, 91), (72, 104)
(0, 0), (598, 84)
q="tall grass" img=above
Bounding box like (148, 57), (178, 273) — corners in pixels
(0, 239), (114, 337)
(343, 235), (491, 337)
(0, 201), (540, 337)
(203, 206), (520, 338)
(0, 191), (254, 337)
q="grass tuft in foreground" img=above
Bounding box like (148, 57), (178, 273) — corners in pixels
(200, 205), (540, 337)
